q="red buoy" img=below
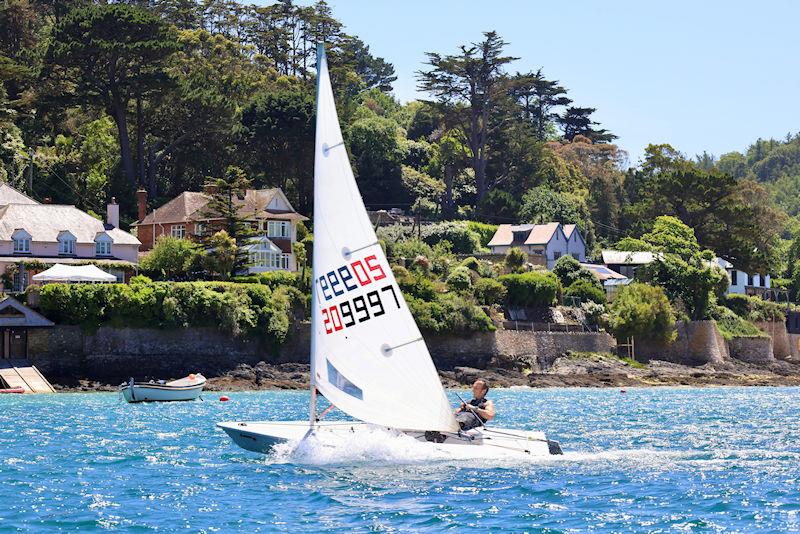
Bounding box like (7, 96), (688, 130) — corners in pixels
(219, 395), (230, 402)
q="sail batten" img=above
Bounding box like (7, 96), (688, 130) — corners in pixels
(310, 43), (458, 433)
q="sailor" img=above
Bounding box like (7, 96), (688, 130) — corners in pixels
(455, 379), (495, 430)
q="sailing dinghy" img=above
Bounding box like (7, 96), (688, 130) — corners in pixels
(218, 44), (562, 459)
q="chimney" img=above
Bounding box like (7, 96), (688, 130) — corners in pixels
(136, 189), (147, 222)
(107, 197), (120, 228)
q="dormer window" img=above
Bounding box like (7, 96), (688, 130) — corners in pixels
(58, 231), (76, 255)
(12, 229), (31, 254)
(95, 233), (112, 257)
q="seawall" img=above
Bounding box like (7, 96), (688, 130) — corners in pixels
(27, 325), (616, 382)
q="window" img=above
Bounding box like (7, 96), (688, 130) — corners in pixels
(730, 270), (738, 285)
(572, 253), (580, 260)
(171, 225), (186, 239)
(266, 221), (290, 238)
(95, 235), (112, 256)
(194, 223), (205, 236)
(553, 251), (561, 260)
(747, 273), (753, 287)
(12, 230), (31, 254)
(249, 251), (290, 270)
(13, 237), (30, 253)
(58, 232), (76, 255)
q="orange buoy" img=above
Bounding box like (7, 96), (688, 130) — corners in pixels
(189, 373), (196, 380)
(219, 395), (230, 402)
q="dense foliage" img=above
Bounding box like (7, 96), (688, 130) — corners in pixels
(499, 272), (560, 307)
(38, 276), (305, 341)
(606, 283), (676, 343)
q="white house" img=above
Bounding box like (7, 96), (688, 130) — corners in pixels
(487, 223), (586, 269)
(563, 224), (587, 262)
(715, 258), (771, 296)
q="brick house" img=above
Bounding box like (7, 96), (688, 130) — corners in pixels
(132, 187), (308, 273)
(0, 184), (140, 291)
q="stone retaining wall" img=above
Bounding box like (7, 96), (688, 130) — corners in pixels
(728, 335), (774, 364)
(636, 320), (728, 365)
(27, 325), (616, 382)
(755, 321), (791, 361)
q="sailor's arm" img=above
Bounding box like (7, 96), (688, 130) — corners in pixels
(475, 400), (495, 421)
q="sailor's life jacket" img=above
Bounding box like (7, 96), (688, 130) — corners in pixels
(465, 397), (489, 423)
(454, 397), (489, 431)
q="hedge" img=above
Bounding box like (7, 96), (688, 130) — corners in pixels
(38, 276), (305, 342)
(720, 293), (785, 322)
(499, 272), (560, 307)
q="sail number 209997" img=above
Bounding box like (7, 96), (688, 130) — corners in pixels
(320, 285), (400, 334)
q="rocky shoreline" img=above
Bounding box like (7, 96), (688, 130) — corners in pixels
(54, 353), (800, 392)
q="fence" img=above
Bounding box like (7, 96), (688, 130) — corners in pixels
(502, 321), (597, 333)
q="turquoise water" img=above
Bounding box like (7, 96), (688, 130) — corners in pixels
(1, 387), (800, 532)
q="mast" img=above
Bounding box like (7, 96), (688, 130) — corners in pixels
(308, 42), (326, 428)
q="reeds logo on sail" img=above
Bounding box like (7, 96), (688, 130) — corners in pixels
(315, 254), (401, 334)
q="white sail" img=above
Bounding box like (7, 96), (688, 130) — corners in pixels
(310, 44), (458, 433)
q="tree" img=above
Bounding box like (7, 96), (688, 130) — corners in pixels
(346, 115), (408, 208)
(510, 69), (571, 140)
(624, 147), (785, 273)
(417, 31), (517, 201)
(557, 106), (616, 143)
(140, 235), (203, 280)
(47, 4), (178, 190)
(198, 166), (256, 277)
(552, 255), (599, 288)
(519, 186), (591, 232)
(607, 282), (676, 345)
(339, 36), (397, 92)
(241, 88), (315, 212)
(638, 254), (725, 321)
(204, 230), (237, 280)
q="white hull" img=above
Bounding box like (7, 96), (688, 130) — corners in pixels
(217, 420), (562, 459)
(120, 376), (206, 403)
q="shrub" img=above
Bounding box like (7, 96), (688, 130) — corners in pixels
(720, 293), (785, 322)
(461, 256), (480, 272)
(564, 279), (606, 305)
(465, 221), (498, 248)
(139, 235), (203, 280)
(504, 248), (527, 273)
(474, 278), (507, 306)
(406, 293), (494, 333)
(606, 282), (675, 343)
(420, 221), (482, 254)
(552, 255), (598, 287)
(709, 305), (767, 340)
(446, 266), (473, 292)
(499, 272), (560, 307)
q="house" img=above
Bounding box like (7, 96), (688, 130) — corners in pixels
(132, 187), (308, 273)
(0, 184), (140, 291)
(487, 223), (586, 269)
(563, 224), (587, 263)
(601, 250), (659, 279)
(715, 258), (772, 297)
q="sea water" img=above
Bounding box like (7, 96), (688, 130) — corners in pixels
(1, 387), (799, 532)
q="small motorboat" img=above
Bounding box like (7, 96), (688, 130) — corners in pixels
(120, 373), (206, 403)
(0, 386), (25, 394)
